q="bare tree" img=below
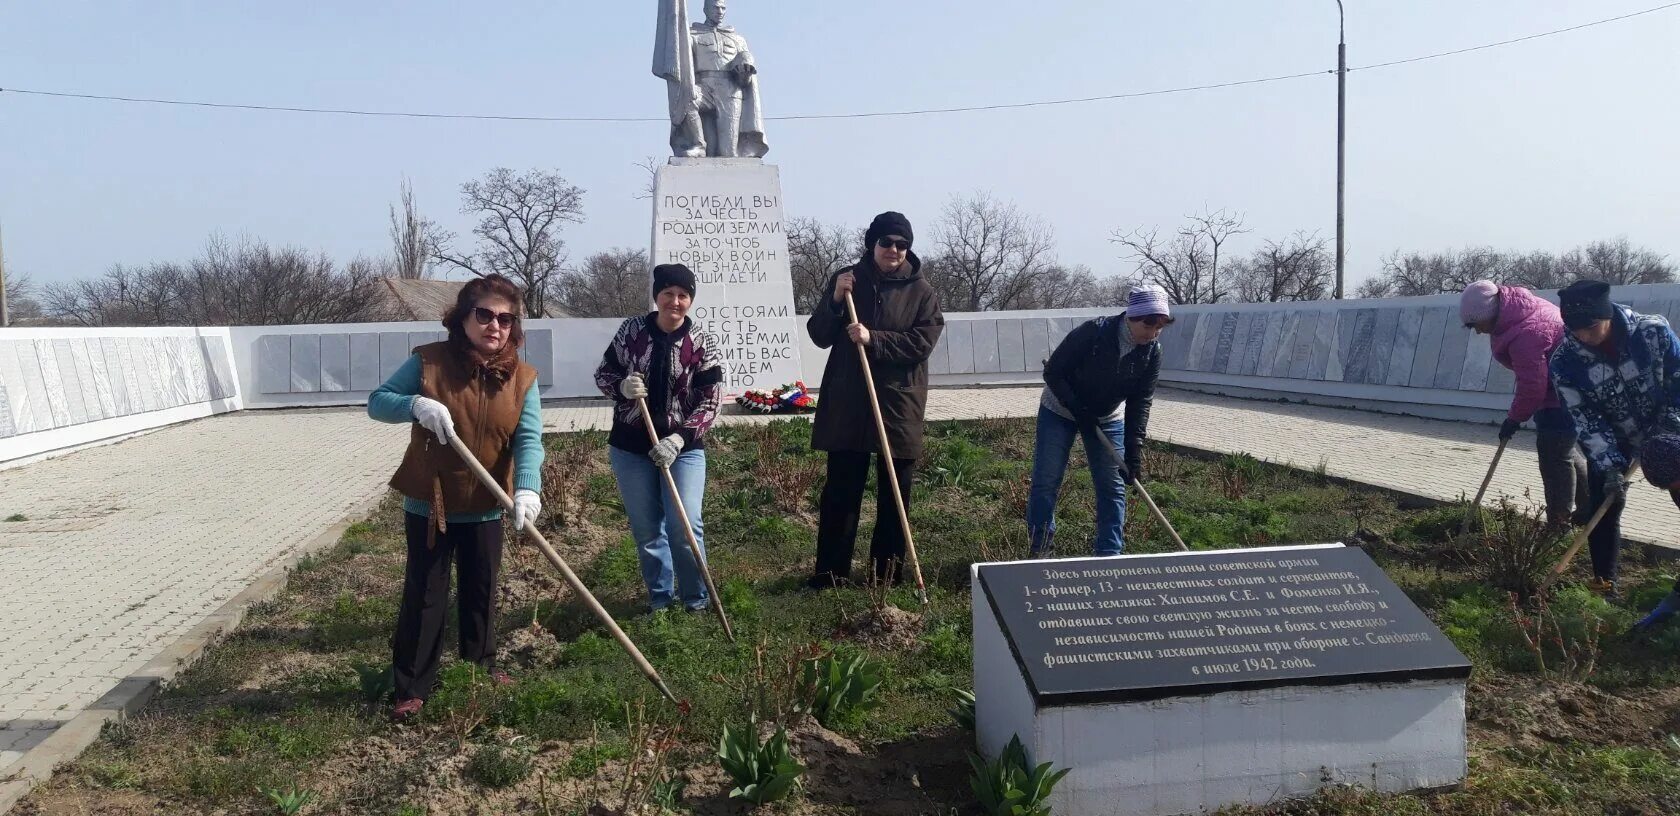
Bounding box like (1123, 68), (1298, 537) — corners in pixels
(999, 264), (1105, 310)
(388, 178), (446, 280)
(3, 268), (42, 321)
(787, 218), (858, 313)
(634, 156), (660, 201)
(1230, 232), (1332, 303)
(1561, 237), (1676, 285)
(44, 236), (383, 326)
(555, 248), (650, 318)
(435, 168), (586, 317)
(1112, 208), (1249, 304)
(928, 192), (1059, 311)
(1355, 238), (1674, 299)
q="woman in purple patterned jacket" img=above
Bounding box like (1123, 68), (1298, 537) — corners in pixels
(595, 264), (724, 613)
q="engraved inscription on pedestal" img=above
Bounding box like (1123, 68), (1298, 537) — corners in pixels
(650, 161), (801, 395)
(978, 546), (1469, 705)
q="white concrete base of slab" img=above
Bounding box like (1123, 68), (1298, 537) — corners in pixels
(972, 563), (1467, 816)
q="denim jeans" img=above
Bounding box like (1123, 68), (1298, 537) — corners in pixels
(609, 445), (710, 611)
(1026, 406), (1129, 556)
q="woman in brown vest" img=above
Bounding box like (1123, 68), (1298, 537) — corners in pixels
(368, 274), (545, 721)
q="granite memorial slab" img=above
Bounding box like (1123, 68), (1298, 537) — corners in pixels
(1408, 307), (1449, 388)
(1432, 319), (1472, 390)
(1387, 306), (1423, 387)
(972, 544), (1470, 816)
(1307, 310), (1338, 380)
(1367, 308), (1399, 385)
(349, 333), (382, 392)
(1343, 308), (1378, 384)
(1246, 312), (1277, 376)
(1287, 311), (1318, 379)
(1210, 312), (1240, 374)
(320, 333), (351, 393)
(1458, 331), (1492, 392)
(100, 338), (132, 416)
(997, 319), (1027, 373)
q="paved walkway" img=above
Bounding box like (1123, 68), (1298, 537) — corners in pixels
(1, 388), (1674, 810)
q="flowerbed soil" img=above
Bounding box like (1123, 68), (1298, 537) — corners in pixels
(16, 418), (1680, 815)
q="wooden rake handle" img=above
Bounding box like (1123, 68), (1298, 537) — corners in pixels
(844, 291), (929, 605)
(1091, 427), (1187, 551)
(1538, 458), (1640, 594)
(1459, 437), (1509, 538)
(636, 396), (735, 641)
(444, 433), (677, 703)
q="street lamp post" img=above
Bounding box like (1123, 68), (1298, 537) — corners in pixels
(1335, 1), (1347, 299)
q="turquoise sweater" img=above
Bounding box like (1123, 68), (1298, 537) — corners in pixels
(368, 353), (544, 523)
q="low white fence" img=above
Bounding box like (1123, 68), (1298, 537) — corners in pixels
(9, 283), (1680, 464)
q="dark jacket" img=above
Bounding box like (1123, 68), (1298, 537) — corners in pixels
(594, 314), (725, 455)
(1043, 314), (1161, 468)
(807, 252), (944, 459)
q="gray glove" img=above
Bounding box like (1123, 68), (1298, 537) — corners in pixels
(650, 433), (684, 469)
(620, 374), (648, 400)
(410, 396), (455, 442)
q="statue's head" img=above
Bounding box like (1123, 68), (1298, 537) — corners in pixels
(705, 0), (726, 25)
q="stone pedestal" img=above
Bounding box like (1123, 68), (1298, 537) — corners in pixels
(650, 158), (801, 395)
(971, 543), (1470, 816)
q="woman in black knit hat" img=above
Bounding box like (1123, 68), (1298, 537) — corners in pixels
(805, 212), (945, 588)
(595, 264), (726, 612)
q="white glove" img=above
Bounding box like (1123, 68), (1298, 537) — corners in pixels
(650, 433), (684, 469)
(410, 396), (455, 442)
(620, 374), (649, 400)
(512, 489), (541, 530)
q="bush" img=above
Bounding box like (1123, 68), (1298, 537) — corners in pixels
(1466, 499), (1569, 602)
(718, 722), (803, 804)
(969, 735), (1070, 816)
(352, 660), (393, 706)
(465, 743), (533, 788)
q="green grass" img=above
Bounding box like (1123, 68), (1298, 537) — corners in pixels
(23, 418), (1680, 815)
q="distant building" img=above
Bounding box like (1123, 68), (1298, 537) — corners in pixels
(374, 278), (567, 322)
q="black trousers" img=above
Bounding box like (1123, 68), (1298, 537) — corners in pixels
(393, 512), (504, 701)
(1585, 467), (1627, 582)
(813, 451), (916, 584)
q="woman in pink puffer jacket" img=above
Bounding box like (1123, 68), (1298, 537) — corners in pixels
(1461, 280), (1589, 525)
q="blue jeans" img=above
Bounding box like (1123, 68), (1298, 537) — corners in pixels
(1026, 407), (1129, 556)
(609, 445), (710, 611)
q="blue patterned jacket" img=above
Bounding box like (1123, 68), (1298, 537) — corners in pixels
(1548, 304), (1680, 473)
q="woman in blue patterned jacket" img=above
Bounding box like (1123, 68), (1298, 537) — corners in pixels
(1548, 279), (1680, 595)
(595, 264), (724, 613)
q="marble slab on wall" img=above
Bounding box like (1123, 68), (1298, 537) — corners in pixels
(0, 335), (235, 440)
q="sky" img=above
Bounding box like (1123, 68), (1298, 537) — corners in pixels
(3, 1), (1678, 294)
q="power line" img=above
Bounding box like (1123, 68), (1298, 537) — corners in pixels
(2, 1), (1675, 124)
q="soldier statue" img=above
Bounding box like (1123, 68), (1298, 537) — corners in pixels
(653, 0), (769, 158)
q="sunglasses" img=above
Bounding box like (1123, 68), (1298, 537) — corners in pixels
(1133, 315), (1171, 328)
(472, 307), (518, 329)
(875, 237), (911, 251)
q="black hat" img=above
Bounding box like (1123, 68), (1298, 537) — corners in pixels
(864, 211), (913, 250)
(1558, 279), (1614, 330)
(651, 263), (696, 298)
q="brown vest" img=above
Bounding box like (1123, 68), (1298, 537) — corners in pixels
(389, 342), (538, 515)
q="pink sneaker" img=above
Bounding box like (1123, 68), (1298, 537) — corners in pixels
(390, 697), (424, 722)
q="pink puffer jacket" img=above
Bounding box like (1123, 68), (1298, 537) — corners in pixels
(1490, 285), (1565, 422)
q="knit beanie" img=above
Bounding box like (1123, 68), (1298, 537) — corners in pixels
(1459, 280), (1500, 325)
(864, 211), (914, 249)
(1558, 280), (1614, 330)
(1126, 284), (1172, 318)
(651, 263), (696, 298)
(1641, 434), (1680, 488)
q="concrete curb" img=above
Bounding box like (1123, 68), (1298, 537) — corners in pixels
(0, 491), (389, 815)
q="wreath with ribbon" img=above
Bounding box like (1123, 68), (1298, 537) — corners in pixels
(736, 381), (817, 414)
